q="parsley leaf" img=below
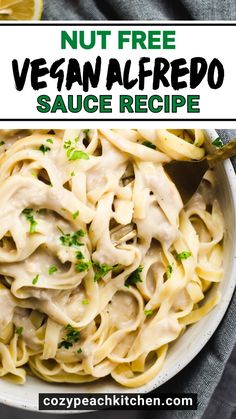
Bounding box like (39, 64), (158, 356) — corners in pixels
(93, 262), (114, 282)
(46, 138), (53, 144)
(142, 140), (156, 150)
(39, 144), (51, 154)
(22, 208), (37, 234)
(83, 129), (90, 135)
(22, 208), (33, 215)
(69, 150), (89, 161)
(32, 274), (39, 285)
(71, 171), (75, 177)
(59, 229), (85, 248)
(76, 251), (84, 260)
(125, 265), (143, 287)
(58, 324), (80, 349)
(176, 251), (192, 261)
(64, 138), (89, 161)
(144, 309), (153, 317)
(15, 326), (23, 336)
(48, 265), (58, 275)
(75, 261), (92, 272)
(212, 137), (223, 148)
(0, 141), (5, 146)
(166, 264), (173, 279)
(72, 210), (80, 220)
(82, 299), (89, 305)
(77, 348), (83, 354)
(64, 140), (72, 150)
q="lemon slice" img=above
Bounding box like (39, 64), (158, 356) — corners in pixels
(0, 0), (43, 20)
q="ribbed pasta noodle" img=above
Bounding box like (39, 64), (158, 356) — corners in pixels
(0, 128), (224, 387)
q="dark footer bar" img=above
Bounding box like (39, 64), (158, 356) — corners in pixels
(38, 393), (198, 411)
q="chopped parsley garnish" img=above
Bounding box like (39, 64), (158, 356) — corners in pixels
(212, 137), (223, 148)
(32, 274), (39, 285)
(64, 139), (72, 150)
(46, 138), (53, 144)
(72, 210), (80, 220)
(82, 299), (89, 305)
(22, 208), (37, 234)
(93, 262), (114, 282)
(142, 140), (156, 150)
(22, 208), (33, 215)
(69, 150), (89, 161)
(77, 348), (83, 354)
(0, 141), (5, 146)
(76, 251), (84, 260)
(144, 309), (153, 317)
(58, 324), (80, 349)
(166, 264), (173, 279)
(64, 138), (89, 161)
(39, 144), (51, 154)
(48, 265), (58, 275)
(75, 261), (92, 272)
(176, 251), (192, 261)
(125, 265), (143, 287)
(15, 326), (23, 336)
(59, 228), (85, 248)
(71, 171), (75, 177)
(83, 129), (90, 135)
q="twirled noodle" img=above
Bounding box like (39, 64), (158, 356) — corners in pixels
(0, 129), (224, 387)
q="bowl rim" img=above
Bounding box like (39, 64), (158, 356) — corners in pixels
(0, 129), (236, 413)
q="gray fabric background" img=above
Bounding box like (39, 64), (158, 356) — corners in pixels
(43, 0), (236, 21)
(1, 1), (236, 419)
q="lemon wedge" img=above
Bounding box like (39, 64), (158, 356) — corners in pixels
(0, 0), (43, 20)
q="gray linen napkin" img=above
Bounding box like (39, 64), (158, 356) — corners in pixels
(43, 0), (236, 21)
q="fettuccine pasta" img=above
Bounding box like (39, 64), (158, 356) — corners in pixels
(0, 128), (224, 387)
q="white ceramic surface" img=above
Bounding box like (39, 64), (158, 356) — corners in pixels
(0, 129), (236, 413)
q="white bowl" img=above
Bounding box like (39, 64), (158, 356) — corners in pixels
(0, 129), (236, 413)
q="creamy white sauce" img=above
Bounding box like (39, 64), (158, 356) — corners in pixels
(0, 129), (224, 388)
